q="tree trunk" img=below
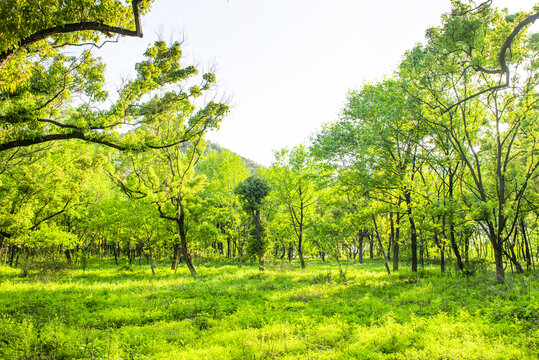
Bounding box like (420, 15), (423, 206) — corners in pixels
(388, 212), (394, 262)
(493, 243), (505, 283)
(178, 203), (197, 277)
(505, 230), (524, 274)
(433, 230), (445, 274)
(372, 216), (390, 275)
(369, 233), (374, 259)
(404, 189), (418, 272)
(419, 230), (424, 269)
(520, 218), (532, 271)
(357, 230), (364, 264)
(171, 243), (180, 272)
(449, 222), (464, 271)
(254, 210), (265, 271)
(8, 245), (16, 267)
(64, 249), (72, 262)
(258, 249), (265, 271)
(393, 214), (400, 271)
(298, 238), (305, 269)
(113, 242), (119, 266)
(487, 222), (505, 283)
(288, 242), (293, 263)
(440, 245), (445, 274)
(149, 244), (156, 276)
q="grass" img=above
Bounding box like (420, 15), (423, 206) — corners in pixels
(0, 259), (538, 359)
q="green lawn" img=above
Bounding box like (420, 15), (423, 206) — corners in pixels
(0, 260), (537, 359)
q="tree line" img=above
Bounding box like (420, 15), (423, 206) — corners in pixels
(0, 0), (537, 283)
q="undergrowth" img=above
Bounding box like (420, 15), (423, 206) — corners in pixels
(0, 260), (537, 359)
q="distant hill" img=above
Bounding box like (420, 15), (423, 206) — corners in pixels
(205, 141), (261, 174)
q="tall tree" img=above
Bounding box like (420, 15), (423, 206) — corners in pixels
(235, 175), (270, 271)
(312, 79), (424, 272)
(1, 15), (224, 153)
(267, 145), (317, 269)
(401, 1), (539, 282)
(197, 149), (251, 258)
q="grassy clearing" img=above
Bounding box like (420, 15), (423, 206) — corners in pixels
(0, 260), (537, 359)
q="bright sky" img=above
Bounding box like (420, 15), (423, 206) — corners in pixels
(99, 0), (538, 166)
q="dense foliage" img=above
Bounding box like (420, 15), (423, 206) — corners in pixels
(1, 1), (538, 359)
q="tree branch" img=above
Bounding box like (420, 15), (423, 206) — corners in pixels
(0, 132), (127, 152)
(0, 0), (146, 69)
(443, 11), (539, 114)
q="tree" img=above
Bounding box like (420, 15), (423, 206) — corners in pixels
(312, 79), (424, 272)
(235, 175), (270, 271)
(401, 1), (539, 282)
(115, 136), (210, 277)
(0, 141), (106, 269)
(267, 145), (317, 269)
(197, 149), (251, 258)
(1, 0), (223, 154)
(308, 187), (356, 281)
(0, 0), (150, 70)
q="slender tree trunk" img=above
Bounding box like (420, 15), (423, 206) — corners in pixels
(372, 216), (390, 275)
(403, 189), (418, 272)
(178, 203), (197, 277)
(520, 218), (532, 271)
(8, 245), (16, 267)
(64, 249), (72, 262)
(433, 230), (445, 274)
(419, 230), (424, 269)
(449, 222), (464, 271)
(369, 233), (374, 260)
(393, 213), (400, 271)
(446, 168), (464, 271)
(149, 244), (156, 276)
(505, 230), (524, 274)
(113, 242), (119, 266)
(357, 230), (364, 264)
(388, 212), (395, 262)
(288, 242), (293, 263)
(440, 245), (445, 274)
(171, 243), (180, 273)
(298, 235), (305, 269)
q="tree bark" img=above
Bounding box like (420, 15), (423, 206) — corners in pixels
(149, 244), (155, 276)
(178, 203), (197, 277)
(372, 216), (390, 275)
(171, 243), (180, 272)
(520, 218), (532, 271)
(404, 189), (418, 272)
(357, 230), (364, 264)
(393, 213), (400, 271)
(369, 233), (374, 259)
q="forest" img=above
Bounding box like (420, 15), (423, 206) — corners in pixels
(0, 0), (538, 359)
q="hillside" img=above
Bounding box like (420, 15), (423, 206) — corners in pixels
(205, 141), (261, 174)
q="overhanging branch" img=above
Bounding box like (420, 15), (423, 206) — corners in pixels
(0, 0), (146, 69)
(443, 10), (539, 114)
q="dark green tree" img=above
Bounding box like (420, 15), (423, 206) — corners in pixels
(235, 176), (270, 271)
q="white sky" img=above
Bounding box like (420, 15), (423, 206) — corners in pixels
(99, 0), (538, 166)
